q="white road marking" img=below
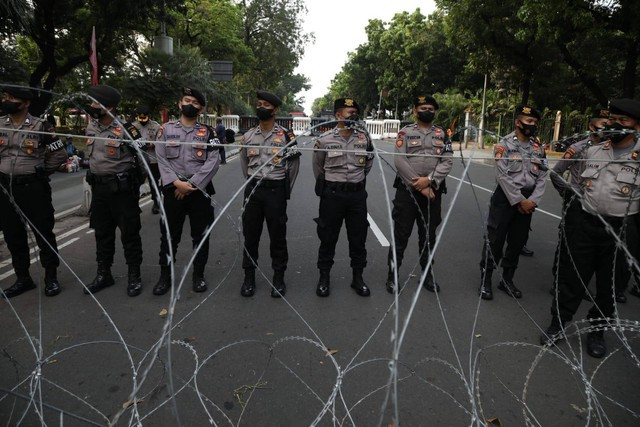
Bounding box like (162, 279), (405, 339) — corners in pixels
(367, 213), (390, 247)
(0, 237), (80, 281)
(54, 204), (81, 219)
(448, 175), (561, 220)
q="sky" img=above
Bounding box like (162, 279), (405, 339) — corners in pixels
(295, 0), (437, 114)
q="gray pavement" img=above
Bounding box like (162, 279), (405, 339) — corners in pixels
(1, 138), (639, 426)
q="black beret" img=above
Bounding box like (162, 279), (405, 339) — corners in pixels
(414, 95), (439, 110)
(182, 86), (206, 107)
(334, 97), (360, 113)
(590, 106), (609, 120)
(2, 85), (34, 101)
(135, 105), (150, 115)
(256, 90), (282, 107)
(88, 85), (121, 107)
(609, 98), (640, 121)
(515, 104), (541, 120)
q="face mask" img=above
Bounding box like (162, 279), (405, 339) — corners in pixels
(256, 107), (274, 121)
(181, 104), (199, 118)
(604, 123), (632, 144)
(1, 100), (23, 114)
(417, 110), (435, 123)
(517, 122), (538, 137)
(86, 106), (106, 120)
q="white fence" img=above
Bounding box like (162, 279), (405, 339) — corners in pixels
(200, 114), (239, 132)
(382, 119), (401, 138)
(365, 120), (385, 139)
(292, 117), (311, 135)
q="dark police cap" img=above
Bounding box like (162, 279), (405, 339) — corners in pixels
(135, 105), (150, 115)
(182, 86), (206, 106)
(256, 90), (282, 107)
(88, 84), (121, 107)
(590, 106), (609, 119)
(334, 97), (360, 113)
(515, 104), (541, 120)
(2, 85), (34, 101)
(609, 98), (640, 120)
(414, 95), (439, 110)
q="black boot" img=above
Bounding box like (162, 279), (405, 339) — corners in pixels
(520, 246), (534, 257)
(498, 268), (522, 298)
(2, 273), (36, 299)
(423, 268), (440, 293)
(271, 270), (286, 298)
(540, 317), (564, 346)
(44, 267), (61, 297)
(127, 265), (143, 297)
(586, 330), (606, 358)
(479, 268), (493, 300)
(151, 201), (160, 215)
(316, 269), (331, 297)
(350, 268), (370, 297)
(385, 269), (398, 294)
(241, 269), (255, 297)
(153, 266), (171, 296)
(85, 263), (114, 294)
(192, 265), (207, 293)
(615, 290), (627, 303)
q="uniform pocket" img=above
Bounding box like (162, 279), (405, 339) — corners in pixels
(192, 144), (208, 162)
(104, 140), (122, 159)
(166, 142), (180, 159)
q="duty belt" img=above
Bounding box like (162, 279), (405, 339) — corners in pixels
(325, 180), (365, 192)
(92, 171), (132, 184)
(0, 173), (39, 186)
(581, 209), (627, 228)
(249, 178), (285, 188)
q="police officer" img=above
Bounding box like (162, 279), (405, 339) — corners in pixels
(479, 105), (548, 300)
(313, 97), (374, 297)
(132, 105), (162, 214)
(239, 91), (300, 298)
(385, 95), (453, 294)
(541, 98), (640, 358)
(152, 87), (221, 295)
(549, 107), (609, 298)
(0, 85), (66, 298)
(84, 84), (145, 297)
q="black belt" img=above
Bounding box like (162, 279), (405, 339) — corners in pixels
(249, 178), (285, 188)
(0, 173), (39, 185)
(581, 209), (626, 228)
(92, 171), (132, 185)
(325, 180), (365, 192)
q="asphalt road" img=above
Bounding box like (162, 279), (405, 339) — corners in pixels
(1, 138), (639, 426)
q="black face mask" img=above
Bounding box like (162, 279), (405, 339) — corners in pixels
(417, 110), (435, 123)
(86, 106), (106, 120)
(181, 104), (199, 118)
(518, 122), (538, 137)
(342, 113), (361, 123)
(256, 107), (274, 121)
(1, 100), (23, 114)
(604, 123), (632, 144)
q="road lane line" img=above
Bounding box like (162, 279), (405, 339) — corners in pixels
(367, 213), (390, 247)
(448, 175), (561, 220)
(0, 237), (80, 281)
(54, 204), (81, 219)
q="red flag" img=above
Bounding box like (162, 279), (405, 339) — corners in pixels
(89, 26), (98, 85)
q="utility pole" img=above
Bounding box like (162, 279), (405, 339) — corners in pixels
(478, 73), (488, 149)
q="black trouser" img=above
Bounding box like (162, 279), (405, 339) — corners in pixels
(242, 180), (288, 271)
(552, 210), (638, 325)
(0, 176), (59, 277)
(388, 184), (442, 271)
(159, 186), (214, 268)
(90, 181), (142, 266)
(552, 195), (582, 278)
(315, 186), (368, 270)
(480, 186), (533, 272)
(148, 163), (161, 204)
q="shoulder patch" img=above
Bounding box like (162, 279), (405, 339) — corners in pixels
(396, 138), (404, 148)
(494, 145), (505, 159)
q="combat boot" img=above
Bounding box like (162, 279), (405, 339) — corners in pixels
(44, 267), (61, 297)
(85, 263), (114, 294)
(385, 269), (398, 294)
(271, 270), (286, 298)
(423, 268), (440, 293)
(127, 264), (143, 297)
(586, 330), (606, 358)
(479, 268), (493, 300)
(241, 268), (256, 297)
(192, 265), (207, 293)
(498, 268), (522, 298)
(151, 201), (160, 215)
(540, 317), (565, 346)
(153, 266), (171, 296)
(316, 269), (331, 297)
(2, 272), (36, 299)
(350, 268), (370, 297)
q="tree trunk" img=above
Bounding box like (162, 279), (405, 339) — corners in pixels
(621, 38), (639, 98)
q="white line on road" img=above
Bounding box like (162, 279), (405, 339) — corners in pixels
(448, 175), (561, 220)
(367, 213), (390, 247)
(0, 237), (80, 281)
(54, 204), (81, 219)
